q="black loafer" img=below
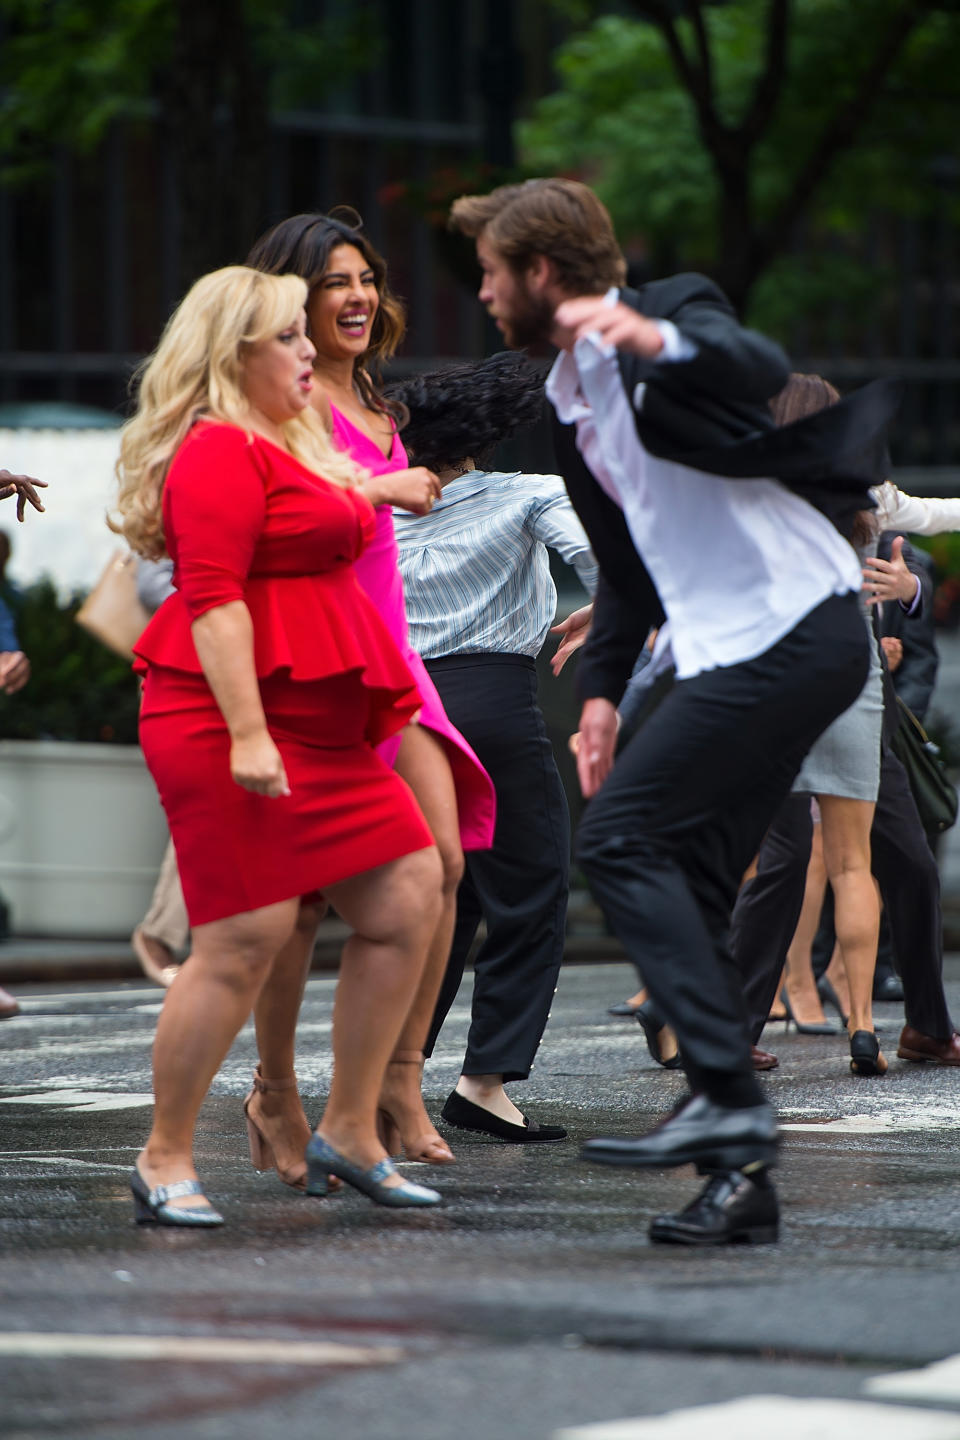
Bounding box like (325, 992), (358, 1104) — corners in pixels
(649, 1169), (779, 1246)
(580, 1092), (778, 1173)
(608, 1001), (642, 1017)
(635, 999), (682, 1069)
(441, 1091), (568, 1143)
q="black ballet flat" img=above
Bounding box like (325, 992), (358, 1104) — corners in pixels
(849, 1030), (888, 1077)
(440, 1091), (567, 1144)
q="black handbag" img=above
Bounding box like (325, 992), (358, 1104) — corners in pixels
(890, 697), (958, 833)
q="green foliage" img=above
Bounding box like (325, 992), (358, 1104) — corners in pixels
(0, 578), (140, 743)
(521, 2), (960, 316)
(0, 0), (377, 176)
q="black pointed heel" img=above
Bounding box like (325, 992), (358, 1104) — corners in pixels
(817, 976), (850, 1028)
(635, 999), (683, 1068)
(781, 990), (835, 1036)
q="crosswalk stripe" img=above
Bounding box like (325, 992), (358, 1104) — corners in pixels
(866, 1354), (960, 1405)
(553, 1396), (960, 1438)
(0, 1332), (402, 1367)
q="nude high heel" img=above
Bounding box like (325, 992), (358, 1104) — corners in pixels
(243, 1065), (308, 1191)
(377, 1050), (455, 1165)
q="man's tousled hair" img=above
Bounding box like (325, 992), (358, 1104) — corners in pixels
(450, 178), (626, 295)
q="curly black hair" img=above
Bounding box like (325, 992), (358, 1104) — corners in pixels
(384, 352), (546, 473)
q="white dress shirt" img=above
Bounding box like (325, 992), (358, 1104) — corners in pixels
(395, 470), (597, 659)
(545, 295), (862, 680)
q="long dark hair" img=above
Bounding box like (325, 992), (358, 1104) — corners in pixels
(771, 372), (875, 547)
(246, 207), (406, 421)
(384, 354), (546, 472)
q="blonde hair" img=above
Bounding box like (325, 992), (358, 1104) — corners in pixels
(111, 266), (361, 558)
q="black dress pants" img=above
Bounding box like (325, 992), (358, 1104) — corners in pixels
(575, 593), (869, 1108)
(738, 743), (954, 1042)
(423, 654), (570, 1081)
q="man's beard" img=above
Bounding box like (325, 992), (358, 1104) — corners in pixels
(501, 287), (556, 351)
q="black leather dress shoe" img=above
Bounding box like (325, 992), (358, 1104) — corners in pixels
(608, 1000), (642, 1017)
(441, 1091), (568, 1143)
(580, 1093), (778, 1173)
(649, 1169), (779, 1246)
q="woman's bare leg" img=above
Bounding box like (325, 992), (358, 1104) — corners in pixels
(248, 900), (325, 1178)
(380, 725), (464, 1158)
(137, 897), (300, 1205)
(316, 845), (443, 1189)
(818, 794), (880, 1040)
(782, 821), (830, 1026)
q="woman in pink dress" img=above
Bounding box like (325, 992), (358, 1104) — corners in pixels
(245, 212), (495, 1179)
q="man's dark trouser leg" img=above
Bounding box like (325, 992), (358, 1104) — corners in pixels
(576, 594), (869, 1110)
(871, 744), (954, 1039)
(423, 655), (570, 1080)
(731, 795), (814, 1045)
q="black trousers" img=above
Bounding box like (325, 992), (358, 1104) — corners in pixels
(575, 593), (869, 1107)
(423, 654), (570, 1081)
(737, 743), (954, 1043)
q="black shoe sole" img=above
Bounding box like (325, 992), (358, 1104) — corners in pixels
(582, 1142), (777, 1173)
(649, 1221), (779, 1246)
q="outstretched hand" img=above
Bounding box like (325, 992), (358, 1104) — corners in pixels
(862, 535), (917, 606)
(0, 470), (47, 522)
(549, 603), (593, 676)
(553, 297), (665, 357)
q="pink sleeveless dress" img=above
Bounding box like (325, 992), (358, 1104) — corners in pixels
(330, 405), (496, 852)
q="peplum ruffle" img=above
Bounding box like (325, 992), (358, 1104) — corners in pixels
(133, 566), (422, 747)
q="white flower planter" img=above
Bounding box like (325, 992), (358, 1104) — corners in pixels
(0, 741), (167, 938)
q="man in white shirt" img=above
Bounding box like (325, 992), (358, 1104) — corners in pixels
(449, 178), (892, 1245)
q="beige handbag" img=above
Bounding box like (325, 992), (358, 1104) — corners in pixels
(75, 550), (151, 661)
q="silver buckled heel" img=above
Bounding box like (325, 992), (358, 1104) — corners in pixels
(130, 1167), (224, 1227)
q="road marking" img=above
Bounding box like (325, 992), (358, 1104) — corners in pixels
(0, 1088), (152, 1111)
(554, 1396), (960, 1438)
(0, 1332), (402, 1368)
(867, 1354), (960, 1405)
(1, 1156), (132, 1172)
(782, 1095), (960, 1135)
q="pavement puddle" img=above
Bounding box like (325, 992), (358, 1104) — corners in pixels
(0, 1331), (402, 1368)
(554, 1395), (960, 1438)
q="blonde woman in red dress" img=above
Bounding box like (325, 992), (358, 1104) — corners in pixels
(113, 266), (444, 1225)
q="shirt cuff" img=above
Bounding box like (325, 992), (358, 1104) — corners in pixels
(654, 319), (698, 364)
(899, 574), (922, 614)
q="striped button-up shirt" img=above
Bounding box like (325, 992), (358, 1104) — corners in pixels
(394, 469), (597, 659)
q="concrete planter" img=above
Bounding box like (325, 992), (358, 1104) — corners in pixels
(0, 740), (167, 938)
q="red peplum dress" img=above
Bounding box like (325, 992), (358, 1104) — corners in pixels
(133, 421), (434, 926)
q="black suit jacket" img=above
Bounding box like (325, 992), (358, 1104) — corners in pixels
(877, 534), (938, 724)
(551, 273), (900, 706)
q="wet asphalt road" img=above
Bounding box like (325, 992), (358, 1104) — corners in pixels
(3, 960), (960, 1440)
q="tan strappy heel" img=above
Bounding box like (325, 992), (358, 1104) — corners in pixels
(243, 1065), (309, 1191)
(377, 1050), (455, 1165)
